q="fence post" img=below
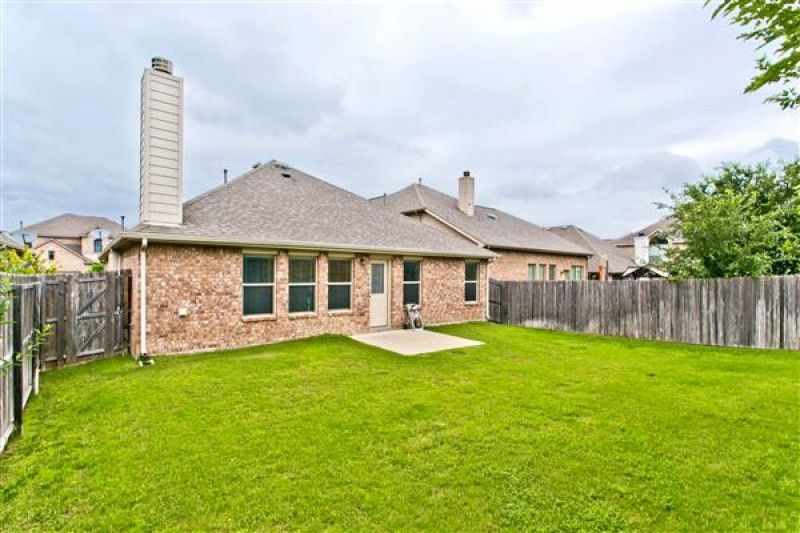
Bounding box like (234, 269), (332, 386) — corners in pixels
(10, 285), (22, 434)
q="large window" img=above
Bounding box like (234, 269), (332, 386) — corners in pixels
(538, 264), (546, 281)
(464, 261), (478, 303)
(327, 258), (352, 311)
(93, 238), (103, 253)
(527, 264), (536, 281)
(289, 257), (316, 313)
(570, 265), (584, 281)
(548, 264), (556, 281)
(403, 260), (421, 305)
(243, 255), (274, 315)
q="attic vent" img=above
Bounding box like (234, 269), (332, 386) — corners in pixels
(487, 213), (497, 220)
(281, 172), (292, 178)
(274, 163), (291, 170)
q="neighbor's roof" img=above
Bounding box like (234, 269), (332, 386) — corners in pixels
(108, 162), (495, 259)
(19, 213), (122, 239)
(0, 232), (24, 251)
(373, 183), (590, 256)
(612, 216), (676, 246)
(548, 225), (634, 274)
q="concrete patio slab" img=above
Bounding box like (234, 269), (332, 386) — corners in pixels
(351, 329), (483, 355)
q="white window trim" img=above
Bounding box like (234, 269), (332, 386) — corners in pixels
(243, 254), (276, 316)
(403, 259), (422, 305)
(571, 265), (584, 281)
(465, 260), (479, 303)
(327, 258), (353, 311)
(289, 256), (317, 314)
(527, 264), (536, 281)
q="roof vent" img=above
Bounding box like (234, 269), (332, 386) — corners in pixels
(281, 172), (292, 178)
(487, 213), (497, 220)
(151, 57), (173, 74)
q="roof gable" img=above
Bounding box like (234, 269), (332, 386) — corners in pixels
(376, 183), (590, 256)
(20, 213), (122, 239)
(127, 162), (494, 258)
(548, 225), (634, 274)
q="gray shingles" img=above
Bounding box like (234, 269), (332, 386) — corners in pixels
(548, 225), (634, 275)
(375, 184), (591, 256)
(20, 213), (121, 239)
(129, 162), (494, 258)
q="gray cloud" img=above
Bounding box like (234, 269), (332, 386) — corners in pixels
(2, 2), (795, 238)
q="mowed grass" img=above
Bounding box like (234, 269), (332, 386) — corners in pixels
(1, 323), (798, 531)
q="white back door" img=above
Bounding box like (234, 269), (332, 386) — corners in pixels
(369, 261), (388, 328)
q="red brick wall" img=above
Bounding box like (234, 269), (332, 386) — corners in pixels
(489, 249), (589, 281)
(129, 244), (486, 355)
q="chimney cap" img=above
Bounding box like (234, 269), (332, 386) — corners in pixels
(463, 170), (471, 177)
(151, 57), (173, 74)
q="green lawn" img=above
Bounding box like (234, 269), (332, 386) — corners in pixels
(1, 323), (798, 531)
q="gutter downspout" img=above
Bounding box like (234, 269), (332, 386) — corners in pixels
(139, 238), (152, 364)
(485, 259), (491, 320)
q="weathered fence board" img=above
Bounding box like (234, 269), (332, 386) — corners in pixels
(489, 276), (800, 350)
(0, 271), (131, 453)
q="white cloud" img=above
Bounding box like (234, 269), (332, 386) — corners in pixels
(1, 1), (796, 237)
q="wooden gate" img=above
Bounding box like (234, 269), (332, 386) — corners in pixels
(14, 271), (131, 368)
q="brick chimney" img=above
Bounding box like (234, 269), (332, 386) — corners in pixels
(139, 57), (183, 226)
(458, 170), (475, 216)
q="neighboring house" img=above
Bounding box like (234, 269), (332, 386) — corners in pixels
(612, 216), (683, 266)
(102, 58), (494, 357)
(0, 232), (24, 253)
(373, 173), (591, 281)
(548, 225), (636, 280)
(15, 214), (121, 272)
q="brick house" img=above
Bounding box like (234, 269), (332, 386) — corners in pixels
(103, 58), (493, 357)
(15, 213), (121, 272)
(374, 174), (591, 281)
(547, 225), (637, 280)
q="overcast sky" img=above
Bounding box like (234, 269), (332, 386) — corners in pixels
(1, 1), (797, 238)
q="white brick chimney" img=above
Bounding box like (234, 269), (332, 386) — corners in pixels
(458, 170), (475, 216)
(139, 57), (183, 226)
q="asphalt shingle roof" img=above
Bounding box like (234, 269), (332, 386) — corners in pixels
(128, 162), (494, 258)
(548, 225), (634, 274)
(20, 213), (121, 239)
(374, 183), (591, 256)
(0, 232), (24, 251)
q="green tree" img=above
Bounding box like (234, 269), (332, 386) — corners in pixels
(665, 159), (800, 278)
(708, 0), (800, 109)
(0, 248), (56, 373)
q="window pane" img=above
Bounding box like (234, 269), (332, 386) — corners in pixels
(527, 264), (535, 281)
(403, 283), (420, 305)
(289, 258), (315, 283)
(548, 265), (556, 281)
(328, 259), (351, 283)
(465, 282), (477, 302)
(289, 285), (315, 313)
(94, 239), (102, 253)
(538, 264), (546, 280)
(465, 261), (478, 281)
(403, 260), (420, 282)
(243, 286), (273, 315)
(244, 256), (273, 283)
(371, 264), (385, 294)
(328, 285), (351, 310)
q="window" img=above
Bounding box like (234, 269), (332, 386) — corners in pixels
(527, 264), (536, 281)
(570, 265), (584, 280)
(327, 258), (352, 311)
(538, 264), (546, 281)
(403, 260), (421, 305)
(464, 261), (479, 302)
(93, 238), (102, 253)
(243, 255), (274, 315)
(48, 250), (55, 261)
(289, 257), (316, 313)
(548, 264), (556, 281)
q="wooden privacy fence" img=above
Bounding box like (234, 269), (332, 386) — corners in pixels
(489, 276), (800, 350)
(0, 271), (131, 453)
